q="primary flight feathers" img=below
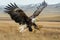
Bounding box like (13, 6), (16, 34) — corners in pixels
(30, 1), (47, 19)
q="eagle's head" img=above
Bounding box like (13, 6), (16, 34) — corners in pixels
(31, 18), (36, 23)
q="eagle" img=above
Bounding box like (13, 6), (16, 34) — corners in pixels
(4, 1), (47, 32)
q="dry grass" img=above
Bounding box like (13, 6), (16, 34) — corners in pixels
(0, 20), (60, 40)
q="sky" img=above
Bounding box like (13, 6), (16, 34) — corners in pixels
(0, 0), (60, 5)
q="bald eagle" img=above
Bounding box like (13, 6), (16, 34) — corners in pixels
(4, 1), (47, 32)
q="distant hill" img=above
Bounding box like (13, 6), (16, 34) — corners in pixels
(0, 3), (60, 22)
(0, 3), (60, 15)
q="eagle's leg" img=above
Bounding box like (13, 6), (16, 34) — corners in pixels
(32, 23), (39, 30)
(27, 25), (32, 32)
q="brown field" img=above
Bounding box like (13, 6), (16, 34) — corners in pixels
(0, 3), (60, 40)
(0, 20), (60, 40)
(0, 12), (60, 40)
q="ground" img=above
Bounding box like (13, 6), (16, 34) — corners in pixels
(0, 20), (60, 40)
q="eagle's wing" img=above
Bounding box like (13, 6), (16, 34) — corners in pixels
(4, 3), (28, 24)
(30, 1), (47, 19)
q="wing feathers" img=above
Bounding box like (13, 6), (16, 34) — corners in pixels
(30, 1), (47, 19)
(14, 3), (18, 7)
(4, 3), (29, 24)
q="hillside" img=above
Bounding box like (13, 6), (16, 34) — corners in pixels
(0, 3), (60, 22)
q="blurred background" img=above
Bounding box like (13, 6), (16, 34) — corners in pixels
(0, 0), (60, 22)
(0, 0), (60, 40)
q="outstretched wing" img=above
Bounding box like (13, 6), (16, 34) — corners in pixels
(4, 3), (28, 24)
(30, 1), (47, 19)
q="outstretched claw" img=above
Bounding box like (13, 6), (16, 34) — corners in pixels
(32, 23), (39, 30)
